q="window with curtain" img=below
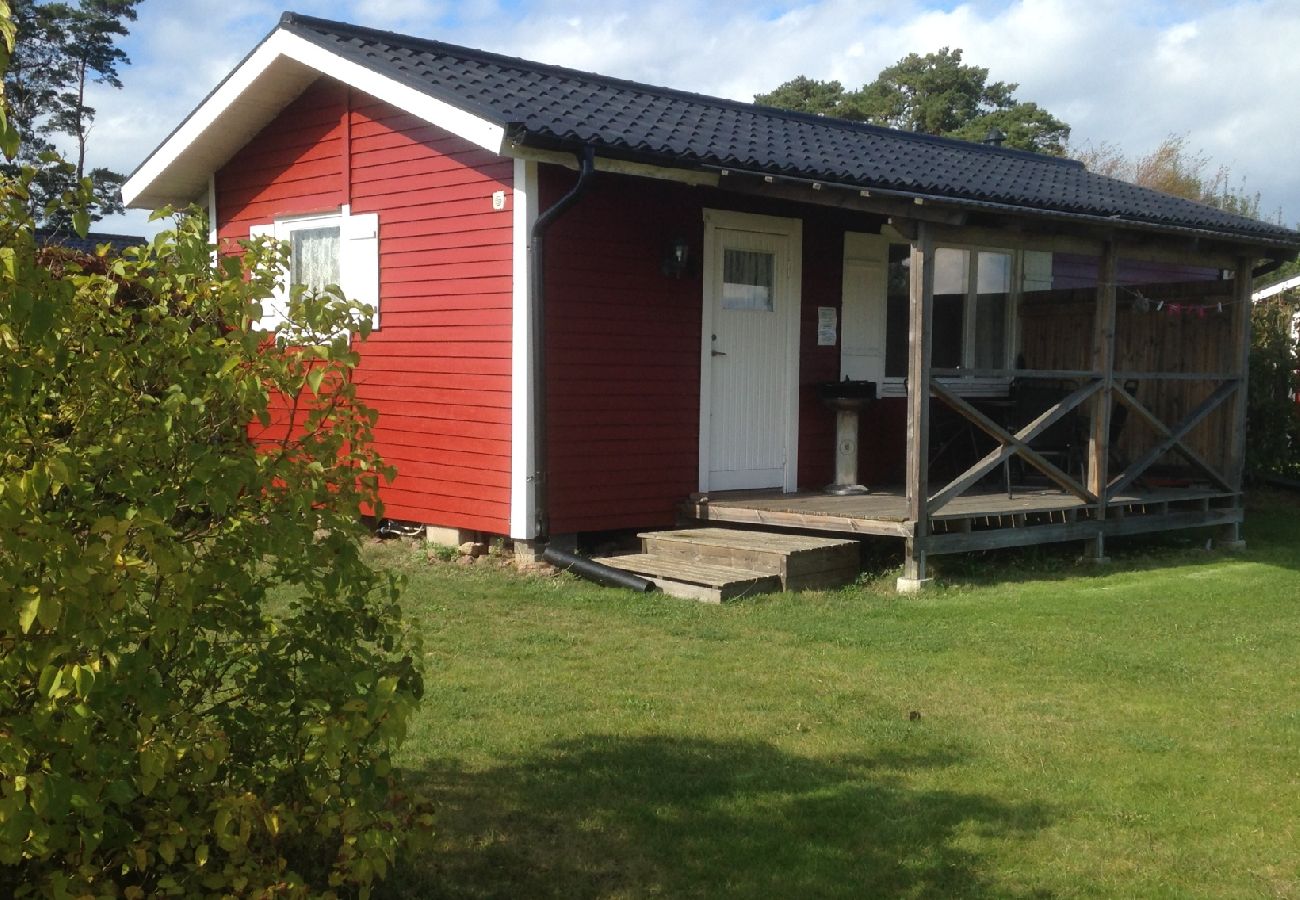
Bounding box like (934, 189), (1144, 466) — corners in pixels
(290, 225), (341, 294)
(722, 248), (775, 310)
(251, 211), (380, 334)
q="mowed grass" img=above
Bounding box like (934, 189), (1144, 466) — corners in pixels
(375, 493), (1300, 899)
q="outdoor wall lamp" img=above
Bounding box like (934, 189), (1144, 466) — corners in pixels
(662, 236), (692, 278)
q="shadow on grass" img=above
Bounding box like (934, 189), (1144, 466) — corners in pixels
(381, 735), (1052, 899)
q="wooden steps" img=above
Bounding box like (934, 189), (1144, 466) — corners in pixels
(590, 552), (781, 603)
(592, 527), (861, 603)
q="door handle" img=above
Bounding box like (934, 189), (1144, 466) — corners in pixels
(712, 349), (727, 357)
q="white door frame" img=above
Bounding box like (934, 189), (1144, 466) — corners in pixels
(698, 208), (803, 494)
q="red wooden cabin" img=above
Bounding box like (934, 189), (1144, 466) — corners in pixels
(125, 13), (1300, 586)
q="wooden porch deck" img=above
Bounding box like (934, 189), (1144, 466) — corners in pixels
(687, 485), (1243, 556)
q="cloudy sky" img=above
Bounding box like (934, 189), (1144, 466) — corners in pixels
(85, 0), (1300, 235)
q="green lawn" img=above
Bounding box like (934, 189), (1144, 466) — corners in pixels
(376, 493), (1300, 898)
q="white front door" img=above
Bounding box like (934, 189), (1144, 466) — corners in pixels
(700, 211), (802, 492)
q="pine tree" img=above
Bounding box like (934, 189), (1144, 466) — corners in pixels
(756, 48), (1071, 155)
(2, 0), (141, 227)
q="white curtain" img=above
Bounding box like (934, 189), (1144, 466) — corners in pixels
(291, 225), (341, 292)
(722, 249), (775, 310)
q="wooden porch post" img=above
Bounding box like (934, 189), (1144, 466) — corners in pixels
(1221, 253), (1255, 548)
(1085, 240), (1118, 562)
(899, 222), (936, 592)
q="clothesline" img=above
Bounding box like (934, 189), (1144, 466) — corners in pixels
(1124, 286), (1233, 317)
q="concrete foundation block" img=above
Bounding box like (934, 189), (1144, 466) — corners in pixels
(426, 525), (477, 547)
(512, 539), (546, 567)
(895, 575), (934, 594)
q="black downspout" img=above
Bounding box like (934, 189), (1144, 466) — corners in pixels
(530, 145), (597, 541)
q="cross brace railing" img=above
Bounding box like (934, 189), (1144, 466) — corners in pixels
(925, 376), (1240, 515)
(1108, 379), (1238, 495)
(927, 379), (1101, 515)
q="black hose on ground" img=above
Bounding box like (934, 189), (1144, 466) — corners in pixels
(542, 547), (657, 592)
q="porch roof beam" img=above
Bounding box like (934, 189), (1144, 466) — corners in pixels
(929, 222), (1245, 269)
(703, 165), (1281, 263)
(914, 202), (1286, 257)
(711, 168), (965, 227)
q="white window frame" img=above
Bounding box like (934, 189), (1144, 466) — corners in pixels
(250, 203), (380, 335)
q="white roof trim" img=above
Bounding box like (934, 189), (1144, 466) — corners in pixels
(1253, 272), (1300, 302)
(123, 28), (507, 210)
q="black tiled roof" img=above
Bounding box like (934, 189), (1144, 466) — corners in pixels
(281, 12), (1298, 247)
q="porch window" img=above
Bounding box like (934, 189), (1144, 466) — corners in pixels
(973, 250), (1012, 368)
(883, 244), (1014, 378)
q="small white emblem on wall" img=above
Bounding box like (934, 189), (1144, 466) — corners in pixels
(491, 190), (506, 211)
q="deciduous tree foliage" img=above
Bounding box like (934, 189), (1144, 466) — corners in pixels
(0, 5), (426, 895)
(1248, 295), (1300, 478)
(755, 47), (1071, 155)
(1072, 134), (1263, 220)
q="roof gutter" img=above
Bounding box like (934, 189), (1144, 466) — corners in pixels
(529, 144), (596, 541)
(1251, 256), (1290, 281)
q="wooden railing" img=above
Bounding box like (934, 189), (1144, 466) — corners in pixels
(923, 372), (1243, 515)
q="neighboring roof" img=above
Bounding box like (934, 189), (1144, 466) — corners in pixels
(1253, 272), (1300, 301)
(35, 228), (147, 254)
(126, 11), (1300, 250)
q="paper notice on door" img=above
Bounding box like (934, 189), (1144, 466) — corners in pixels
(817, 306), (838, 346)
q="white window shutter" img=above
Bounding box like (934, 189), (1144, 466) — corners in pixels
(840, 232), (888, 383)
(341, 213), (380, 330)
(248, 223), (287, 332)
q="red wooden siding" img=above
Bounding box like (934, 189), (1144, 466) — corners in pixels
(216, 78), (514, 533)
(795, 217), (844, 490)
(541, 170), (701, 533)
(542, 169), (863, 534)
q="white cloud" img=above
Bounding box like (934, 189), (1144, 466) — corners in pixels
(92, 0), (1300, 234)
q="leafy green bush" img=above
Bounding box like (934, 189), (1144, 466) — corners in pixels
(0, 73), (424, 900)
(1247, 295), (1300, 478)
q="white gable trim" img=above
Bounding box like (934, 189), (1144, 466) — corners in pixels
(277, 32), (505, 153)
(123, 28), (506, 210)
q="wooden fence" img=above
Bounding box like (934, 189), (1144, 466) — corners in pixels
(1020, 280), (1237, 477)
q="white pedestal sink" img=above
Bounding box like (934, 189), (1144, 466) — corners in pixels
(817, 381), (876, 496)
